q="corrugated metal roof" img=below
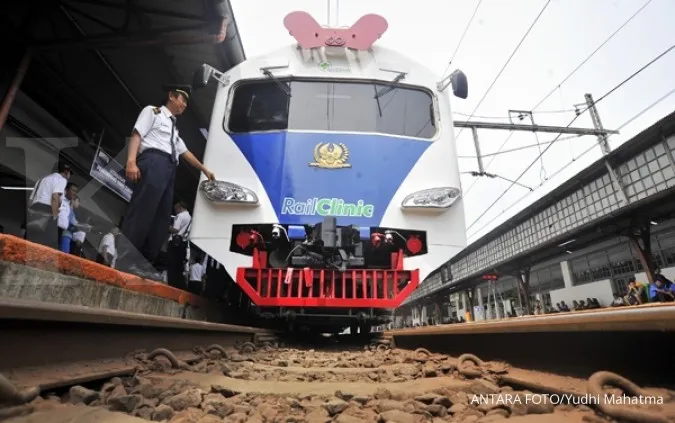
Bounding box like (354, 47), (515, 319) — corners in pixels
(1, 0), (245, 211)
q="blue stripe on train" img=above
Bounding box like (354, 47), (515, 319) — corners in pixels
(231, 131), (431, 227)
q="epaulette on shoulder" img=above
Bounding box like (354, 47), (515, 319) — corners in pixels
(152, 106), (161, 114)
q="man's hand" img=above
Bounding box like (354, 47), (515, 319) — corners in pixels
(180, 151), (216, 181)
(126, 161), (141, 182)
(203, 168), (216, 181)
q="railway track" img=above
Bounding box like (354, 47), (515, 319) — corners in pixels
(1, 299), (674, 423)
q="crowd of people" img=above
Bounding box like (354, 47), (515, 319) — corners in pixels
(18, 85), (215, 297)
(22, 168), (207, 296)
(395, 274), (675, 328)
(548, 298), (601, 313)
(611, 274), (675, 306)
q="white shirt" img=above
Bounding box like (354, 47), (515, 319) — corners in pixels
(98, 233), (117, 267)
(29, 173), (67, 207)
(57, 197), (73, 230)
(189, 262), (205, 282)
(172, 210), (191, 238)
(133, 105), (188, 163)
(72, 231), (86, 243)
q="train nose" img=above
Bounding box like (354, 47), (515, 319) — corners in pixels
(227, 132), (431, 227)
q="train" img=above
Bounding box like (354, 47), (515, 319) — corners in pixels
(189, 10), (468, 333)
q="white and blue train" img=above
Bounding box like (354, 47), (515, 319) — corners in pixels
(189, 11), (468, 332)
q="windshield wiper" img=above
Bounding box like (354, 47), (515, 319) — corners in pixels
(373, 71), (407, 99)
(374, 84), (383, 117)
(261, 66), (291, 96)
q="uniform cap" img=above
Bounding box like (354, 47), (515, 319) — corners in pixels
(163, 84), (192, 101)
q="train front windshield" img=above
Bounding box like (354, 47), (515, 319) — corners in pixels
(227, 79), (437, 139)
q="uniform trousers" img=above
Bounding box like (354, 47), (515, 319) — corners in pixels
(188, 280), (203, 295)
(167, 238), (187, 290)
(25, 203), (60, 249)
(118, 149), (176, 270)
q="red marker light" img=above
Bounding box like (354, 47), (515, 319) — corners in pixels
(371, 233), (383, 248)
(406, 235), (422, 255)
(236, 231), (252, 249)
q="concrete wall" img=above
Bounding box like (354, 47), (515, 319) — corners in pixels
(549, 279), (615, 307)
(0, 260), (223, 322)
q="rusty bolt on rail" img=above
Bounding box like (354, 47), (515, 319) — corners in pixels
(205, 344), (229, 359)
(0, 373), (39, 405)
(259, 341), (277, 352)
(587, 371), (674, 423)
(147, 348), (191, 370)
(0, 373), (39, 420)
(458, 353), (486, 379)
(237, 342), (257, 354)
(413, 347), (432, 363)
(376, 343), (390, 353)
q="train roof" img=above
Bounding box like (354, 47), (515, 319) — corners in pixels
(227, 11), (441, 91)
(232, 44), (440, 90)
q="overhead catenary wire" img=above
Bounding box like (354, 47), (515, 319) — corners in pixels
(457, 0), (551, 138)
(457, 135), (581, 158)
(466, 142), (596, 240)
(531, 0), (654, 111)
(466, 44), (675, 234)
(462, 0), (655, 196)
(454, 109), (576, 120)
(466, 44), (675, 237)
(467, 84), (675, 240)
(440, 0), (484, 79)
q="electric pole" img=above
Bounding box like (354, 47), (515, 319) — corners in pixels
(453, 93), (620, 182)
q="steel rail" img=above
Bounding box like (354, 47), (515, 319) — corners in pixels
(0, 299), (276, 390)
(385, 304), (675, 388)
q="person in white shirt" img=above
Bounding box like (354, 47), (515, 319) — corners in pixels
(71, 229), (87, 258)
(25, 163), (72, 247)
(115, 85), (215, 279)
(187, 255), (206, 295)
(97, 227), (120, 268)
(167, 201), (191, 289)
(57, 184), (79, 253)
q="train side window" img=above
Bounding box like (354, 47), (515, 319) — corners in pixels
(228, 81), (289, 133)
(374, 86), (436, 139)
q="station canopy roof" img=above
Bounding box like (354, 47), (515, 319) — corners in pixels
(1, 0), (245, 217)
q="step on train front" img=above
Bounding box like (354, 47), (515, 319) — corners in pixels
(189, 11), (469, 331)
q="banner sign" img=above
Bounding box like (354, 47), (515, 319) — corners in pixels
(90, 147), (134, 202)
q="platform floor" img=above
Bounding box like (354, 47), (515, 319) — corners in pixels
(387, 302), (675, 336)
(0, 234), (221, 322)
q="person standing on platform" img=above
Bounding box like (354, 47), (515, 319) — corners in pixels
(117, 84), (215, 278)
(167, 201), (191, 289)
(97, 227), (120, 268)
(71, 229), (87, 258)
(187, 255), (206, 295)
(25, 163), (72, 247)
(57, 186), (79, 254)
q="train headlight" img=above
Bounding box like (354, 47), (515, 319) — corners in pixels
(199, 180), (259, 205)
(401, 187), (461, 209)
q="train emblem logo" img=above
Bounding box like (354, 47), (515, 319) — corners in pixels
(309, 142), (351, 169)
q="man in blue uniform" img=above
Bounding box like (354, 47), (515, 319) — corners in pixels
(117, 84), (215, 278)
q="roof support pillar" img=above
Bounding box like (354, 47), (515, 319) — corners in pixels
(0, 49), (32, 133)
(465, 286), (476, 322)
(585, 93), (630, 206)
(627, 224), (656, 283)
(513, 267), (532, 316)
